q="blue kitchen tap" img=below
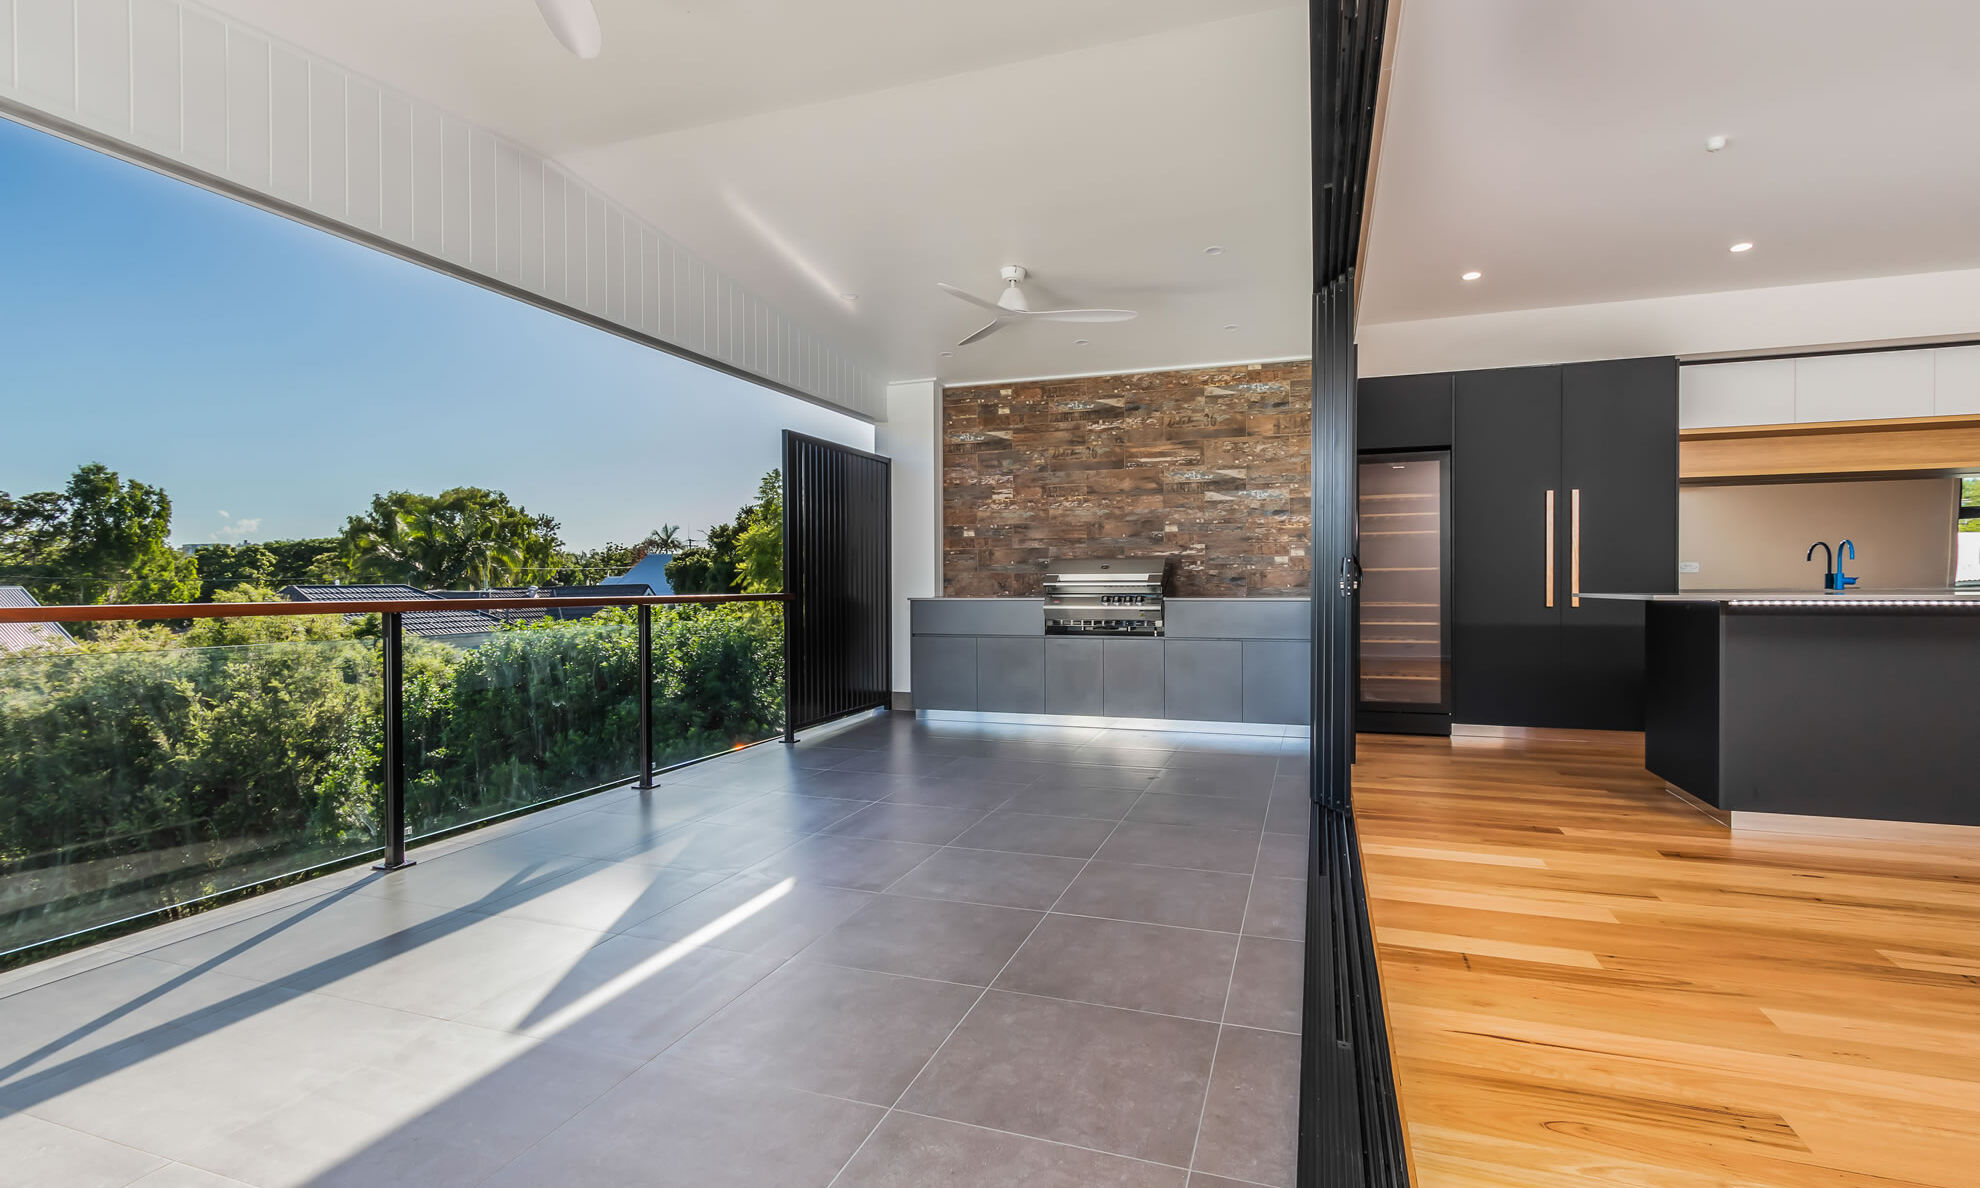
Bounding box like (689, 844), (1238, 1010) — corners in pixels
(1832, 539), (1858, 589)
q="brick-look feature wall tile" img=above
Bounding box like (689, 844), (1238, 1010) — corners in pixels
(943, 361), (1313, 597)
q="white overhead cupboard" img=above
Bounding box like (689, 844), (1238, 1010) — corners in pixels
(1678, 344), (1980, 428)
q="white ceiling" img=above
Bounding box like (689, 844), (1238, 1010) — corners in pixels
(197, 0), (1312, 388)
(1361, 0), (1980, 326)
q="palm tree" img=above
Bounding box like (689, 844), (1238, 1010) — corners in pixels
(644, 524), (685, 553)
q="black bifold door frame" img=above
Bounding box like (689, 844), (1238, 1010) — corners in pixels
(1304, 1), (1412, 1186)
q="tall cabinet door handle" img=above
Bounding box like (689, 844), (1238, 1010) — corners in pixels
(1571, 488), (1582, 608)
(1544, 489), (1556, 608)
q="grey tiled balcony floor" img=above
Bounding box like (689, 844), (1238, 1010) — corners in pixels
(0, 714), (1308, 1188)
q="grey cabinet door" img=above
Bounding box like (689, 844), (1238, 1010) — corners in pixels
(1102, 639), (1164, 718)
(911, 636), (978, 711)
(1164, 640), (1244, 722)
(1046, 638), (1105, 716)
(977, 637), (1046, 714)
(1243, 641), (1311, 725)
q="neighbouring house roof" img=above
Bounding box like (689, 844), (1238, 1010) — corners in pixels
(439, 584), (650, 624)
(604, 553), (674, 595)
(279, 584), (498, 640)
(0, 586), (77, 655)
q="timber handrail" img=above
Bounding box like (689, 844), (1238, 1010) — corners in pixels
(0, 592), (786, 624)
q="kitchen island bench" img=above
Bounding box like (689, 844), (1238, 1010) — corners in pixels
(1588, 590), (1980, 830)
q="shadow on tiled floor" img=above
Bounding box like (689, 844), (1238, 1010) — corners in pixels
(0, 713), (1307, 1188)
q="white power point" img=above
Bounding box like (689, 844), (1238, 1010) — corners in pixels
(1679, 561), (1701, 573)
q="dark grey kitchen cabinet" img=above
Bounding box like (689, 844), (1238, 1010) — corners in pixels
(1243, 640), (1311, 725)
(977, 638), (1046, 713)
(1359, 371), (1454, 452)
(1451, 357), (1676, 729)
(1558, 356), (1679, 728)
(1045, 638), (1105, 716)
(1453, 366), (1566, 727)
(1102, 638), (1165, 718)
(1164, 640), (1245, 722)
(911, 635), (977, 711)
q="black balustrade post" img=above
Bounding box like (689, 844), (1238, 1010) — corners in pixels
(635, 603), (657, 789)
(782, 596), (797, 745)
(374, 611), (413, 870)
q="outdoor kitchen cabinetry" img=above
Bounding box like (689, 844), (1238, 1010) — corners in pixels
(909, 598), (1310, 726)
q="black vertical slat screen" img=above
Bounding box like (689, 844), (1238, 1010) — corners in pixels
(782, 430), (892, 733)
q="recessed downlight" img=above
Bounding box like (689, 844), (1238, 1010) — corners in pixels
(1729, 241), (1753, 253)
(1223, 324), (1239, 332)
(1461, 270), (1482, 281)
(1073, 339), (1090, 346)
(939, 351), (953, 358)
(1204, 246), (1225, 255)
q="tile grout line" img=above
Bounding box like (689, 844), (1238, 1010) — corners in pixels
(1183, 752), (1276, 1182)
(821, 759), (1167, 1186)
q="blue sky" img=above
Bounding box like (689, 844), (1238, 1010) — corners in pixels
(0, 116), (871, 551)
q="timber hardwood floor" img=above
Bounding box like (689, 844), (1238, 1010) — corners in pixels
(1353, 731), (1980, 1188)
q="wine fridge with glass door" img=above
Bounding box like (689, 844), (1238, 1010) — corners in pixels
(1356, 451), (1452, 734)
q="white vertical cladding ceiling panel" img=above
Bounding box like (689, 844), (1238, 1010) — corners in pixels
(377, 90), (411, 242)
(637, 228), (658, 337)
(17, 0), (76, 108)
(516, 152), (542, 291)
(176, 7), (224, 170)
(468, 130), (496, 272)
(748, 296), (764, 375)
(408, 104), (443, 256)
(344, 77), (380, 232)
(438, 116), (470, 263)
(651, 233), (675, 340)
(266, 43), (307, 203)
(561, 174), (587, 307)
(716, 273), (735, 364)
(223, 28), (269, 187)
(1677, 359), (1794, 429)
(540, 166), (567, 303)
(307, 64), (345, 219)
(1934, 345), (1980, 416)
(680, 253), (707, 354)
(0, 0), (14, 91)
(605, 204), (625, 323)
(493, 141), (519, 284)
(584, 192), (606, 316)
(566, 181), (590, 308)
(128, 0), (176, 149)
(75, 0), (131, 131)
(0, 0), (880, 417)
(467, 130), (496, 270)
(1794, 349), (1934, 423)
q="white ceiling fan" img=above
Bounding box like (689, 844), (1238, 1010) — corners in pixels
(535, 0), (602, 59)
(937, 266), (1138, 347)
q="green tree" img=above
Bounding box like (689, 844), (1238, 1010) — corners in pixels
(0, 463), (198, 605)
(340, 488), (561, 589)
(662, 471), (782, 595)
(190, 543), (278, 593)
(646, 524), (686, 552)
(547, 541), (646, 586)
(663, 546), (723, 594)
(179, 585), (361, 647)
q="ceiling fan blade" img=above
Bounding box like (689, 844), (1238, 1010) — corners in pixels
(937, 282), (1006, 314)
(1028, 309), (1139, 324)
(535, 0), (602, 59)
(956, 318), (1008, 347)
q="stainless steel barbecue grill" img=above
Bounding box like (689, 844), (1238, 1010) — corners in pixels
(1042, 559), (1168, 636)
